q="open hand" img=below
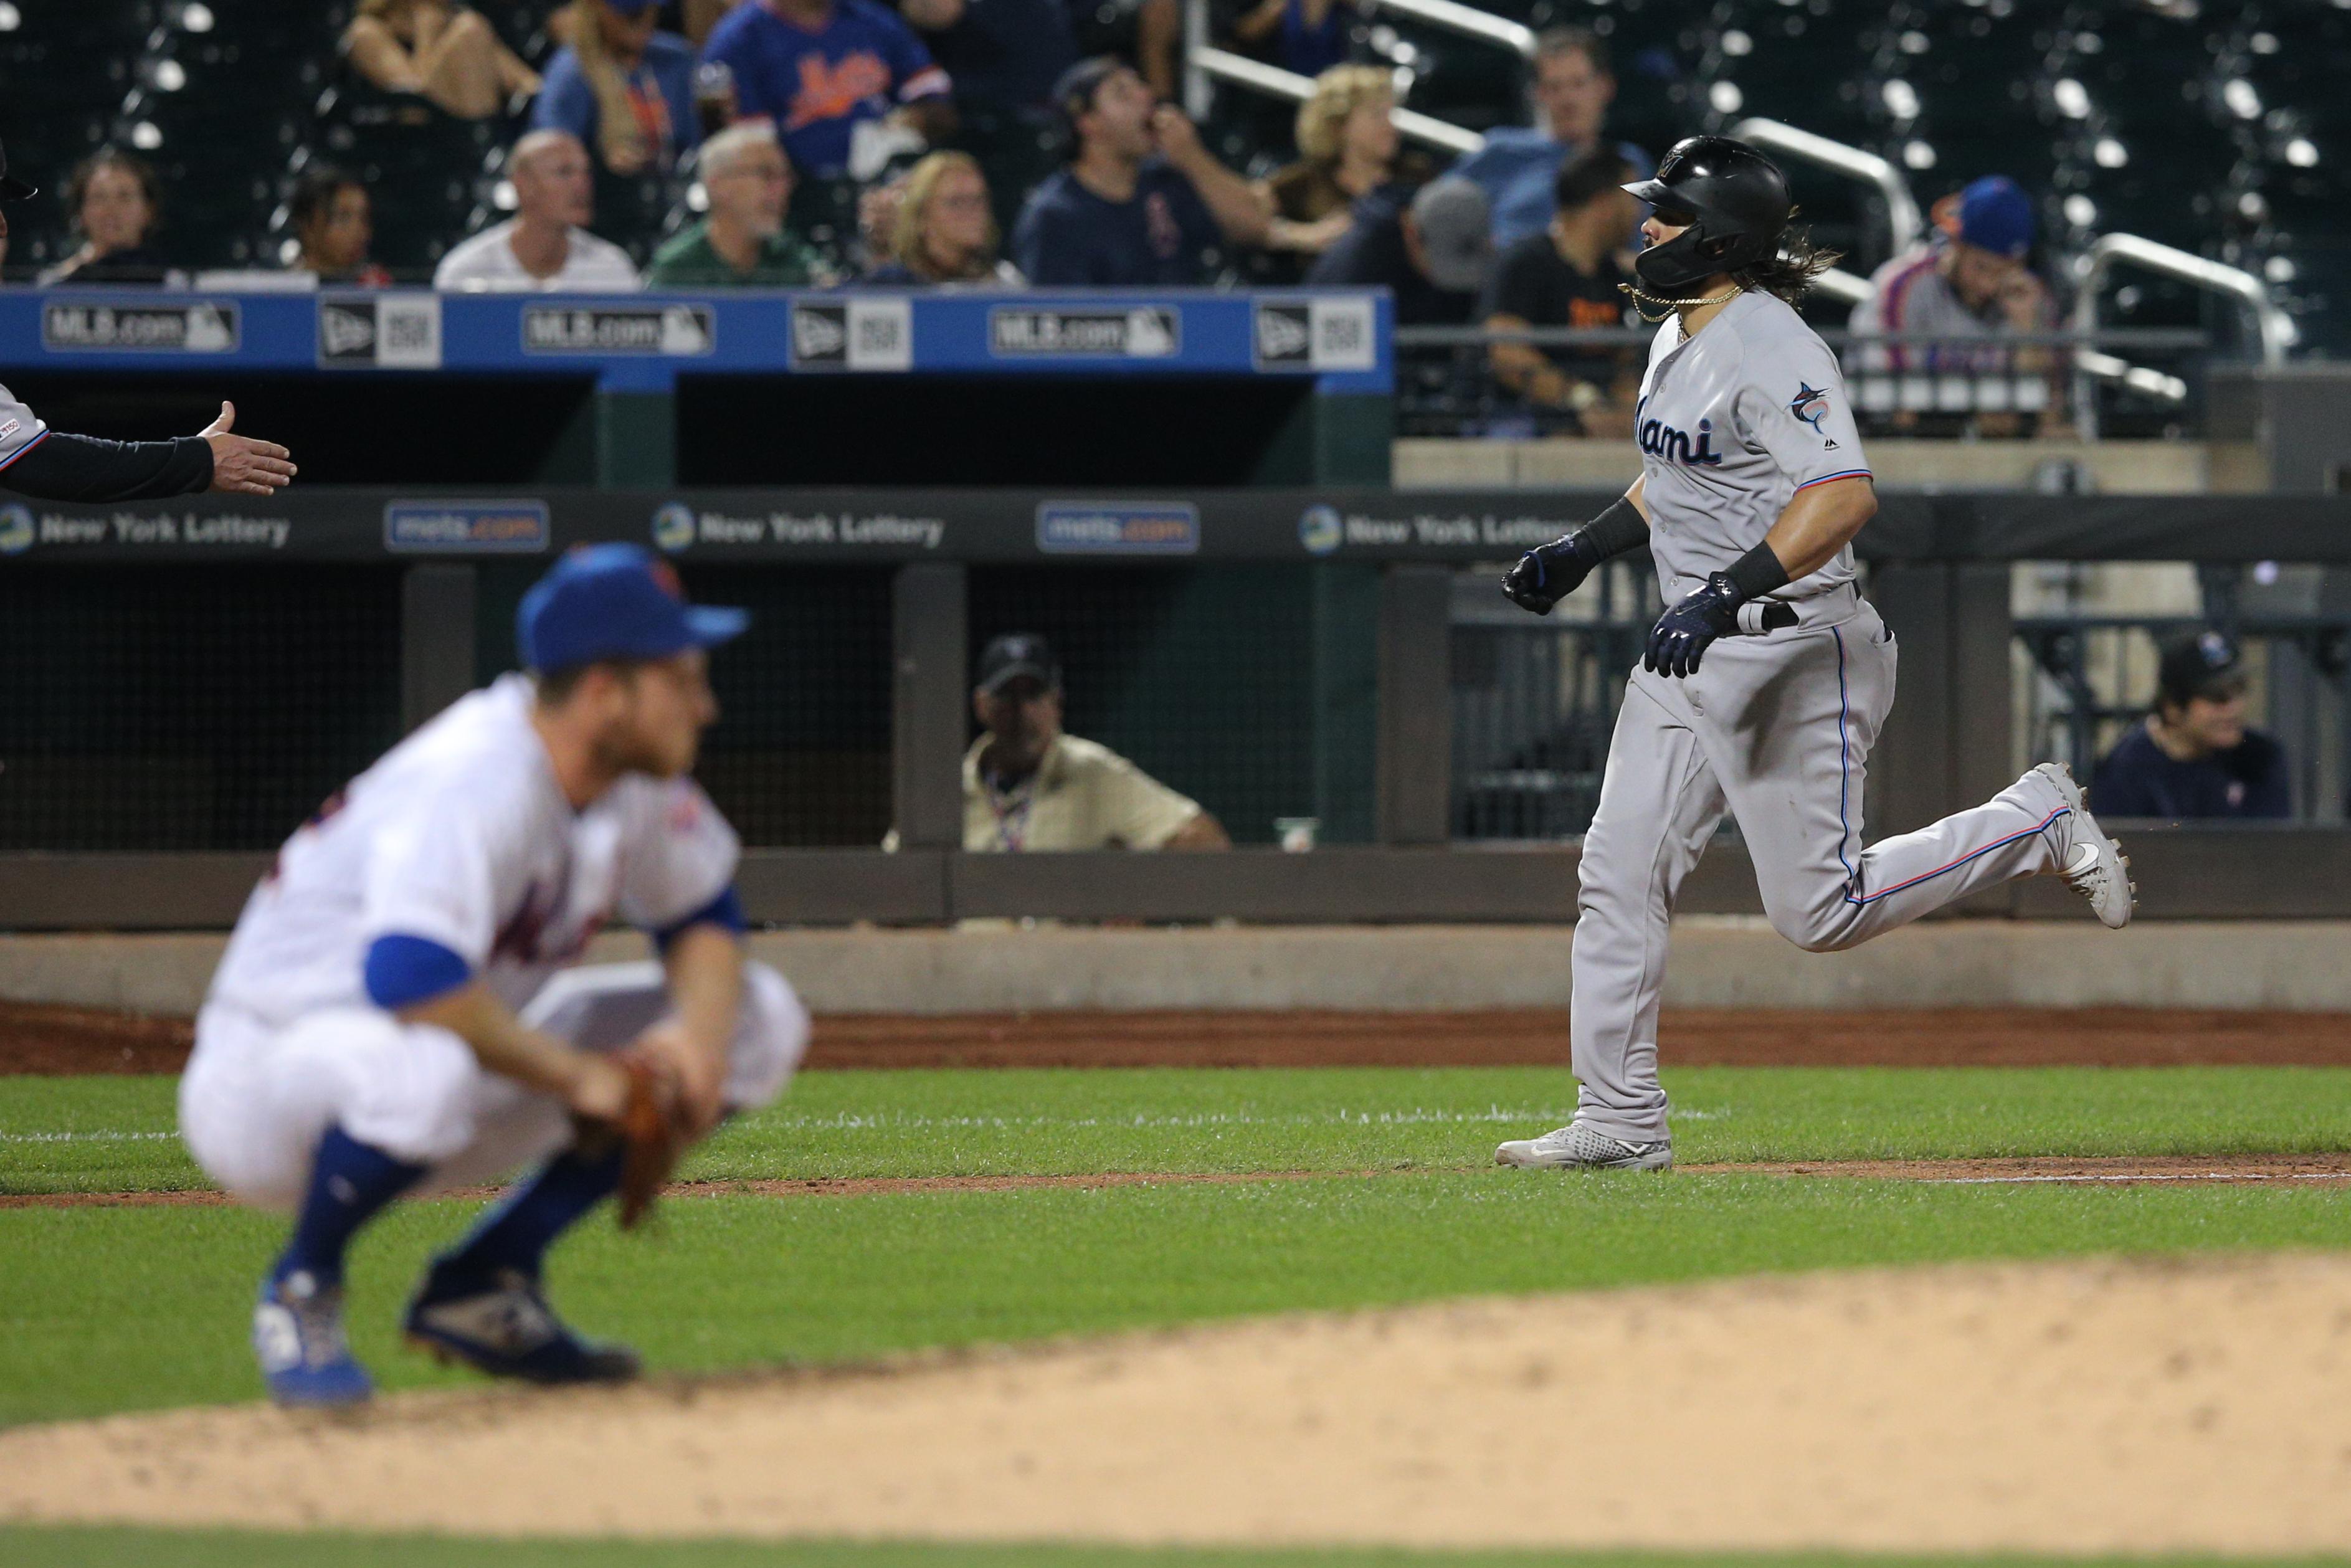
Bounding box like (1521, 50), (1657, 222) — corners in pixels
(199, 402), (296, 496)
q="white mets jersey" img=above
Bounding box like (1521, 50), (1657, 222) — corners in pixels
(1632, 289), (1871, 601)
(207, 674), (738, 1028)
(0, 381), (50, 476)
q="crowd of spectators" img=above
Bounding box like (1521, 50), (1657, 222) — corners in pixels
(2, 2), (2074, 435)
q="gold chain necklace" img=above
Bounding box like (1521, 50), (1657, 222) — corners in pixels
(1618, 282), (1744, 324)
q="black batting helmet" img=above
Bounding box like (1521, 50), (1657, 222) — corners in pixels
(1623, 135), (1789, 292)
(0, 140), (34, 202)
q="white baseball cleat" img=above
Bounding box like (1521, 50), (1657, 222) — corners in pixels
(1496, 1123), (1673, 1171)
(2031, 761), (2135, 929)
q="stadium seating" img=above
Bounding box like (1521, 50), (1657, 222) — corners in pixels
(0, 0), (2336, 353)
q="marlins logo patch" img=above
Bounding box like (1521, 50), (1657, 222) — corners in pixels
(1789, 382), (1831, 432)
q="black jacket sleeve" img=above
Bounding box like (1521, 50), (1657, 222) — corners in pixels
(0, 431), (214, 502)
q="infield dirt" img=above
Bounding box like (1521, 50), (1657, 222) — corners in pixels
(6, 1254), (2351, 1554)
(7, 1001), (2350, 1074)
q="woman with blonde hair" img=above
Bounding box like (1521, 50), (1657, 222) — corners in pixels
(1256, 64), (1425, 257)
(534, 0), (700, 176)
(343, 0), (541, 121)
(864, 152), (1024, 287)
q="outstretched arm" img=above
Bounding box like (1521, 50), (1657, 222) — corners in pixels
(1, 401), (295, 501)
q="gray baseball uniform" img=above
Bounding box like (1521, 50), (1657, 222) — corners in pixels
(1569, 290), (2081, 1141)
(0, 382), (50, 475)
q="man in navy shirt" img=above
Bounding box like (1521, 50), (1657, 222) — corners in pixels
(2092, 630), (2291, 820)
(701, 0), (955, 179)
(1012, 57), (1268, 286)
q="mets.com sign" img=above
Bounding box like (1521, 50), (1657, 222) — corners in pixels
(1035, 502), (1199, 555)
(383, 500), (551, 553)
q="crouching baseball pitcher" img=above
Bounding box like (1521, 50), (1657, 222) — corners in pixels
(179, 545), (810, 1405)
(1494, 138), (2134, 1173)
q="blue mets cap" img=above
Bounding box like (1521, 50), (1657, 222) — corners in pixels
(1954, 175), (2035, 260)
(516, 543), (749, 673)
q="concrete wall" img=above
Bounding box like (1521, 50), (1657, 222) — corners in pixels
(1394, 438), (2236, 495)
(7, 920), (2350, 1017)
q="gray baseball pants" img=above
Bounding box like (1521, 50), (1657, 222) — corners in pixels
(1569, 597), (2078, 1143)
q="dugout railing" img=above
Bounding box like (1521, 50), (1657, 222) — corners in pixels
(9, 487), (2351, 929)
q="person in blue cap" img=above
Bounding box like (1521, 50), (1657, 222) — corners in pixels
(1850, 174), (2061, 434)
(178, 544), (812, 1407)
(533, 0), (704, 176)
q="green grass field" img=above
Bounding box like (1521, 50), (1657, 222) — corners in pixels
(7, 1063), (2350, 1567)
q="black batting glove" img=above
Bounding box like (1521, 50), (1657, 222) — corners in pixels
(1643, 573), (1748, 678)
(1501, 532), (1599, 615)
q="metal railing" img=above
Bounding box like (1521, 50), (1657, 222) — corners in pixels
(1391, 326), (2210, 438)
(1727, 117), (1922, 254)
(1190, 47), (1483, 155)
(2071, 234), (2292, 438)
(1362, 0), (1535, 57)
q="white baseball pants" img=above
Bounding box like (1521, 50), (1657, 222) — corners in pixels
(179, 961), (809, 1209)
(1569, 599), (2078, 1143)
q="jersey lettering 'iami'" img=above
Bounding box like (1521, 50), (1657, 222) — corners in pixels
(1636, 408), (1724, 468)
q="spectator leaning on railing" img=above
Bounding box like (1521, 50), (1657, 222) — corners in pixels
(887, 635), (1231, 853)
(343, 0), (543, 120)
(1448, 28), (1650, 250)
(37, 148), (174, 287)
(647, 122), (834, 286)
(435, 130), (644, 292)
(535, 0), (703, 178)
(1476, 147), (1641, 437)
(286, 166), (394, 287)
(2091, 630), (2290, 820)
(1012, 57), (1268, 287)
(1850, 174), (2061, 435)
(698, 0), (956, 181)
(863, 150), (1023, 285)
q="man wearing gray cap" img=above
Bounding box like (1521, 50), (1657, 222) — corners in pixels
(1306, 176), (1492, 325)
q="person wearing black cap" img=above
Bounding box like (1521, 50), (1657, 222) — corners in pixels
(951, 632), (1230, 852)
(1010, 57), (1267, 287)
(2091, 630), (2290, 820)
(0, 143), (298, 503)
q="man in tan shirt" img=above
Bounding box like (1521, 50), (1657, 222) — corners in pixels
(962, 634), (1230, 852)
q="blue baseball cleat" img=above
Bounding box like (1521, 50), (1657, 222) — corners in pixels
(253, 1269), (374, 1407)
(403, 1262), (641, 1385)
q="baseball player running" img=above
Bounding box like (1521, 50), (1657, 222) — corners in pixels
(0, 142), (297, 501)
(1493, 137), (2134, 1173)
(178, 545), (810, 1405)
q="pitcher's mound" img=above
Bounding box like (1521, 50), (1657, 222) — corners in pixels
(6, 1254), (2351, 1554)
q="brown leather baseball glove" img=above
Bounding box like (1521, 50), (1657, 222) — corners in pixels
(606, 1052), (688, 1230)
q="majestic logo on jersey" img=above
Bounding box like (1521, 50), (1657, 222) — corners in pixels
(1789, 382), (1831, 432)
(1638, 414), (1723, 468)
